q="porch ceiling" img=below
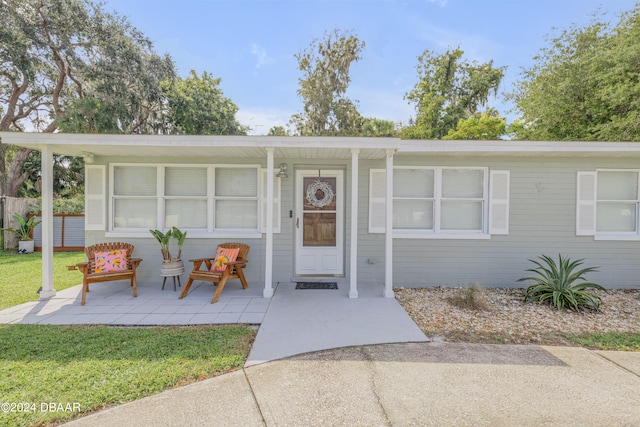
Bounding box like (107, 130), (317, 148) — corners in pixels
(0, 133), (399, 160)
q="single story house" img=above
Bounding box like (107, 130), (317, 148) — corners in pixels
(2, 132), (640, 301)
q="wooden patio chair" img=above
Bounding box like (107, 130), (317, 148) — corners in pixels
(70, 242), (142, 305)
(179, 242), (250, 303)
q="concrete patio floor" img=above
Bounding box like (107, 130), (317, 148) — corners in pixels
(0, 279), (269, 326)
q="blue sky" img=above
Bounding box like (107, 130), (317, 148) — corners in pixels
(102, 0), (637, 135)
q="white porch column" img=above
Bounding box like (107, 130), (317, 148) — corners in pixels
(39, 145), (56, 299)
(263, 148), (275, 298)
(349, 148), (359, 298)
(384, 149), (394, 298)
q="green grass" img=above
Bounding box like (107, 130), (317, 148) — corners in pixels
(0, 250), (85, 310)
(0, 324), (255, 427)
(563, 332), (640, 351)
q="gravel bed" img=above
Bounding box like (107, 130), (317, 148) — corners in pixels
(395, 286), (640, 345)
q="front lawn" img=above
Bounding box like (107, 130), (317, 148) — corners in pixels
(0, 324), (255, 427)
(0, 251), (85, 310)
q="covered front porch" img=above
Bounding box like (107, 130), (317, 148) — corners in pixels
(0, 133), (401, 303)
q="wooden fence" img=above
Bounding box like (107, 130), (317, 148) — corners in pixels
(1, 196), (39, 250)
(33, 214), (85, 252)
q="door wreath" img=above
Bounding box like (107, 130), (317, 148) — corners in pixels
(306, 179), (335, 208)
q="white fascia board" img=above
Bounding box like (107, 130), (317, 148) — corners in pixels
(397, 140), (640, 157)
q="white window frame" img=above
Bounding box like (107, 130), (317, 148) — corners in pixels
(107, 163), (266, 238)
(581, 169), (640, 241)
(393, 166), (489, 238)
(370, 166), (503, 239)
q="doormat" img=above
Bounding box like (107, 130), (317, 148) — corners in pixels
(295, 282), (338, 290)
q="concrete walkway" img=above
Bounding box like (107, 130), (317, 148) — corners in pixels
(64, 342), (640, 427)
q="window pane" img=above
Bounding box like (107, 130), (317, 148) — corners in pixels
(165, 199), (208, 228)
(394, 169), (434, 198)
(215, 200), (258, 229)
(215, 168), (257, 197)
(597, 203), (636, 232)
(114, 166), (157, 196)
(598, 171), (638, 200)
(441, 201), (483, 230)
(393, 200), (433, 229)
(114, 199), (157, 228)
(165, 167), (207, 196)
(442, 169), (484, 198)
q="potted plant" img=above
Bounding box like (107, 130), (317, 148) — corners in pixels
(3, 213), (42, 254)
(149, 226), (187, 276)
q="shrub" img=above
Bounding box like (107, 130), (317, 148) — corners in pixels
(448, 282), (491, 311)
(518, 254), (606, 312)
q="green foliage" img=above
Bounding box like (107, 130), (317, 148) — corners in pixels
(163, 70), (247, 135)
(2, 213), (41, 241)
(0, 324), (254, 426)
(17, 152), (85, 199)
(290, 29), (365, 136)
(1, 0), (177, 197)
(563, 332), (640, 351)
(442, 110), (506, 140)
(268, 125), (289, 136)
(403, 47), (505, 139)
(519, 254), (606, 311)
(448, 283), (491, 311)
(509, 5), (640, 141)
(25, 196), (85, 214)
(149, 227), (187, 261)
(361, 118), (398, 137)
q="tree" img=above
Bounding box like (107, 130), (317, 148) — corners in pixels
(289, 29), (365, 136)
(361, 118), (397, 137)
(163, 70), (247, 135)
(508, 6), (640, 141)
(268, 126), (288, 136)
(0, 0), (176, 196)
(508, 5), (640, 141)
(403, 48), (505, 139)
(442, 110), (506, 140)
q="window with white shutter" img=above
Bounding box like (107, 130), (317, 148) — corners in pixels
(369, 167), (509, 238)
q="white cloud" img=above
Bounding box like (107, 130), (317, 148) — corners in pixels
(250, 44), (275, 70)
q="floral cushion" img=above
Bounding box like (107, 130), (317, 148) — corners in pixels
(210, 246), (240, 272)
(94, 250), (129, 273)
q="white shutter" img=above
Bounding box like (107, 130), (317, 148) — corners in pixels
(369, 169), (387, 233)
(261, 169), (281, 233)
(576, 171), (597, 236)
(85, 165), (105, 230)
(489, 170), (510, 235)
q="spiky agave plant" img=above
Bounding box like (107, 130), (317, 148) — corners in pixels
(518, 254), (606, 312)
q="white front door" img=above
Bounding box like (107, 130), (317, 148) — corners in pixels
(295, 169), (343, 276)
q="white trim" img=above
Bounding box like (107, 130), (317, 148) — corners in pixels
(108, 163), (263, 234)
(489, 170), (510, 235)
(260, 169), (281, 234)
(264, 149), (275, 299)
(350, 148), (359, 298)
(40, 145), (56, 298)
(384, 149), (394, 298)
(370, 166), (492, 238)
(295, 169), (344, 276)
(576, 171), (597, 236)
(85, 165), (106, 231)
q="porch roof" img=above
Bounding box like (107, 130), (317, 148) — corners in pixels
(4, 133), (640, 160)
(0, 133), (399, 160)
